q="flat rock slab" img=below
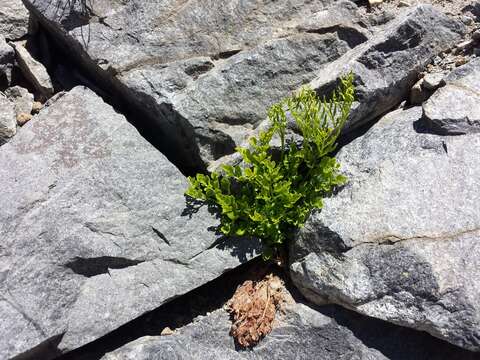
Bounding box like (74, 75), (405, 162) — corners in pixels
(290, 106), (480, 351)
(101, 303), (478, 360)
(0, 86), (260, 359)
(423, 58), (480, 134)
(23, 0), (372, 168)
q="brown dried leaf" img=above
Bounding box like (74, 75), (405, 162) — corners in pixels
(226, 274), (285, 348)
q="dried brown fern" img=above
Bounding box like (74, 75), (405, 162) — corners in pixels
(226, 274), (285, 348)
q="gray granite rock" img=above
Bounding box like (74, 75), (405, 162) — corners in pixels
(422, 72), (445, 91)
(0, 86), (260, 360)
(0, 0), (30, 40)
(101, 302), (479, 360)
(101, 305), (387, 360)
(0, 92), (16, 144)
(23, 0), (372, 168)
(211, 4), (465, 171)
(290, 106), (480, 352)
(11, 41), (54, 99)
(423, 58), (480, 134)
(5, 85), (34, 117)
(308, 5), (464, 132)
(0, 35), (14, 88)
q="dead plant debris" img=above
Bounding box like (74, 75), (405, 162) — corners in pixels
(226, 274), (286, 348)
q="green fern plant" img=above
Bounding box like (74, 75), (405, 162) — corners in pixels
(186, 74), (355, 260)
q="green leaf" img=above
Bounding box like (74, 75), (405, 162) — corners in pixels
(183, 74), (354, 260)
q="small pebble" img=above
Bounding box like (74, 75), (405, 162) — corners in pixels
(398, 1), (410, 7)
(161, 327), (175, 336)
(32, 101), (43, 114)
(17, 113), (33, 126)
(455, 57), (468, 67)
(461, 16), (474, 26)
(472, 30), (480, 43)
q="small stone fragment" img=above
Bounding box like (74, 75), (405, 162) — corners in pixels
(398, 1), (410, 8)
(461, 15), (473, 26)
(16, 112), (32, 126)
(455, 57), (468, 66)
(31, 101), (43, 114)
(160, 327), (174, 336)
(472, 30), (480, 43)
(454, 40), (473, 54)
(422, 73), (445, 91)
(10, 42), (54, 99)
(369, 0), (383, 6)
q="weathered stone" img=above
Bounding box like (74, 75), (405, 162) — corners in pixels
(23, 0), (372, 169)
(10, 41), (54, 99)
(290, 106), (480, 351)
(308, 5), (464, 132)
(422, 72), (445, 90)
(0, 0), (30, 40)
(101, 303), (479, 360)
(0, 92), (16, 144)
(0, 86), (260, 359)
(5, 85), (34, 117)
(410, 79), (430, 105)
(32, 100), (43, 113)
(0, 35), (14, 88)
(423, 58), (480, 134)
(16, 112), (33, 126)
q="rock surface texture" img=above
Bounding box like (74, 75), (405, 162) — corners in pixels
(290, 106), (480, 352)
(22, 0), (377, 168)
(424, 57), (480, 134)
(11, 41), (54, 99)
(0, 0), (30, 40)
(22, 1), (466, 168)
(0, 92), (16, 144)
(101, 303), (478, 360)
(308, 5), (465, 132)
(0, 86), (260, 360)
(0, 35), (15, 88)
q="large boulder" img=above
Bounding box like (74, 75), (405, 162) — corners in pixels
(22, 0), (373, 169)
(101, 303), (478, 360)
(22, 1), (465, 168)
(308, 4), (465, 132)
(289, 106), (480, 351)
(423, 58), (480, 135)
(0, 86), (260, 360)
(0, 0), (30, 40)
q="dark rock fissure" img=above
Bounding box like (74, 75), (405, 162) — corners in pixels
(21, 6), (204, 175)
(64, 257), (145, 277)
(55, 258), (264, 360)
(54, 256), (479, 360)
(151, 226), (171, 246)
